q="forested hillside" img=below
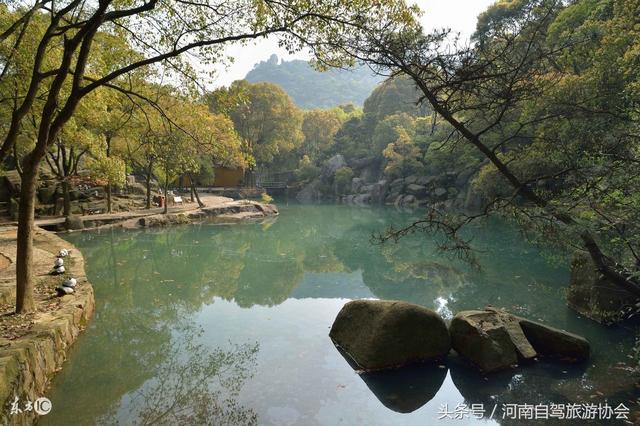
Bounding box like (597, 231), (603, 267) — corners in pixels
(245, 55), (383, 109)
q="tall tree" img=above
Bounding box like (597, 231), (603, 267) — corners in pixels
(353, 0), (640, 297)
(0, 0), (419, 313)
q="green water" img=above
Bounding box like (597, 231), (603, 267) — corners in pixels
(42, 203), (638, 425)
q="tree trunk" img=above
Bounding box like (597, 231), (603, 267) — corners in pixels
(163, 171), (168, 214)
(188, 173), (204, 208)
(62, 179), (71, 217)
(145, 161), (153, 210)
(15, 163), (39, 313)
(106, 184), (112, 213)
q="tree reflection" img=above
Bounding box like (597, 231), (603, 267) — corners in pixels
(97, 321), (259, 426)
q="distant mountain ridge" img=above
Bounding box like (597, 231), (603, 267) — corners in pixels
(244, 55), (383, 109)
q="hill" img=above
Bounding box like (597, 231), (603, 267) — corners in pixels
(244, 55), (383, 109)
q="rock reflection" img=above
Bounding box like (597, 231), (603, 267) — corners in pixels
(335, 346), (447, 413)
(359, 364), (448, 413)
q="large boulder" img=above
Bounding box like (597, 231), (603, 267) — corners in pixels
(351, 177), (364, 194)
(320, 154), (347, 181)
(37, 185), (58, 204)
(296, 179), (322, 202)
(329, 300), (451, 371)
(369, 180), (388, 204)
(449, 310), (521, 373)
(567, 252), (639, 324)
(518, 318), (590, 362)
(65, 215), (84, 230)
(406, 184), (427, 197)
(450, 308), (590, 373)
(353, 193), (371, 204)
(433, 187), (448, 198)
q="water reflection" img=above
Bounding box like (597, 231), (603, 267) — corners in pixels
(99, 320), (259, 426)
(359, 365), (448, 413)
(45, 203), (639, 425)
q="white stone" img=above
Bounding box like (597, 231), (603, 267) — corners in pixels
(63, 278), (77, 288)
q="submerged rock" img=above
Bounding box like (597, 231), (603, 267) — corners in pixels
(329, 299), (451, 371)
(450, 308), (590, 373)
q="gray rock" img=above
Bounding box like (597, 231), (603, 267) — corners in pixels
(296, 179), (321, 202)
(38, 185), (58, 204)
(456, 168), (476, 187)
(402, 194), (416, 205)
(65, 215), (84, 230)
(56, 286), (74, 296)
(360, 184), (375, 194)
(391, 178), (404, 187)
(369, 181), (388, 204)
(406, 184), (427, 196)
(330, 300), (451, 370)
(404, 175), (418, 184)
(519, 318), (590, 362)
(449, 310), (520, 373)
(351, 177), (364, 194)
(354, 193), (371, 204)
(434, 187), (448, 198)
(321, 154), (347, 180)
(450, 308), (590, 373)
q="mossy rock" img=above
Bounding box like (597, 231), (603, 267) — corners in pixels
(329, 299), (451, 371)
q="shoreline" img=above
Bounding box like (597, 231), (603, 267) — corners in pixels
(0, 227), (94, 425)
(0, 196), (278, 424)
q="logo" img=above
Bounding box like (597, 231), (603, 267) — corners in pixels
(34, 397), (52, 415)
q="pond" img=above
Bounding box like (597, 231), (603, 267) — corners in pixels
(42, 203), (639, 425)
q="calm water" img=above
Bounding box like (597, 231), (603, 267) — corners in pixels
(43, 203), (639, 425)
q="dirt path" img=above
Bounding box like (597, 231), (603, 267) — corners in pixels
(33, 194), (234, 228)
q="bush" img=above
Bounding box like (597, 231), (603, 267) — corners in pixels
(334, 166), (354, 195)
(261, 193), (273, 204)
(295, 155), (320, 183)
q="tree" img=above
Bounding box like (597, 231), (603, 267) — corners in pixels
(383, 127), (425, 179)
(0, 0), (419, 313)
(353, 0), (640, 298)
(220, 81), (304, 169)
(300, 109), (343, 161)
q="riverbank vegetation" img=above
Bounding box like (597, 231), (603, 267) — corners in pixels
(0, 0), (638, 325)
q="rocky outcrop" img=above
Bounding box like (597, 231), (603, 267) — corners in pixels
(320, 154), (347, 180)
(450, 308), (589, 373)
(567, 252), (639, 324)
(296, 154), (348, 202)
(329, 300), (451, 371)
(338, 170), (473, 208)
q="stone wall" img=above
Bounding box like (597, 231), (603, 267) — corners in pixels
(0, 228), (95, 425)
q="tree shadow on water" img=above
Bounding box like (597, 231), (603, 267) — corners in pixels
(98, 320), (260, 426)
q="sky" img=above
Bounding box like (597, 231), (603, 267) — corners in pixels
(210, 0), (496, 88)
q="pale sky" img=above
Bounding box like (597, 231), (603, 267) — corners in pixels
(210, 0), (496, 88)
